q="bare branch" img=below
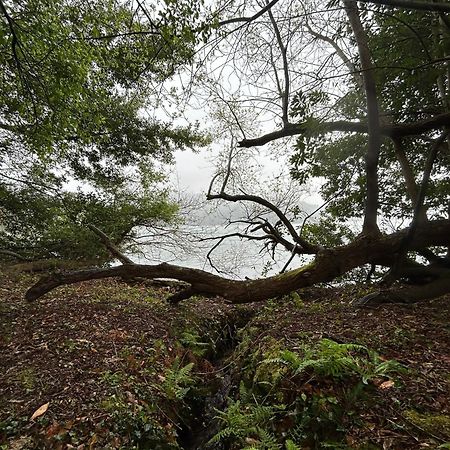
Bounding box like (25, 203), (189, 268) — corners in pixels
(267, 4), (290, 125)
(207, 190), (319, 254)
(87, 224), (135, 265)
(304, 22), (364, 91)
(218, 0), (282, 26)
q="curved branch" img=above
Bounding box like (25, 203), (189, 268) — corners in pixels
(206, 191), (319, 254)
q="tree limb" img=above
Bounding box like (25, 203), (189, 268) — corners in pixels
(87, 224), (135, 265)
(218, 0), (282, 26)
(237, 113), (450, 147)
(357, 0), (450, 13)
(206, 190), (319, 254)
(267, 3), (290, 126)
(25, 219), (450, 304)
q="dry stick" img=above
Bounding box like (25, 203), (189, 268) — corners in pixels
(87, 224), (135, 265)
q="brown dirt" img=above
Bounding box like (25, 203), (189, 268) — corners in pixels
(0, 270), (253, 449)
(0, 271), (449, 449)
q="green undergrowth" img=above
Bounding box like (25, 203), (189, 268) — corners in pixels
(210, 328), (405, 450)
(0, 271), (257, 449)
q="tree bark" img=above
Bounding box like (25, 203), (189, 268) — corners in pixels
(344, 0), (382, 234)
(25, 219), (450, 304)
(353, 275), (450, 306)
(392, 138), (427, 221)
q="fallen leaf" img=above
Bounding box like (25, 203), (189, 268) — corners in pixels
(379, 380), (395, 390)
(30, 402), (49, 420)
(46, 420), (62, 437)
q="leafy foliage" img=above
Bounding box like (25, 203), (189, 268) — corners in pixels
(289, 7), (450, 225)
(0, 0), (210, 261)
(0, 183), (178, 261)
(262, 338), (404, 384)
(210, 400), (284, 449)
(160, 357), (196, 401)
(212, 334), (404, 449)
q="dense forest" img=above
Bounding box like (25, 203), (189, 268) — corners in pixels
(1, 0), (449, 449)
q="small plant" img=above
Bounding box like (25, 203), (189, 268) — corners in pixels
(262, 338), (404, 384)
(285, 440), (302, 450)
(160, 357), (196, 401)
(16, 368), (36, 393)
(212, 337), (405, 449)
(179, 330), (212, 357)
(100, 394), (179, 449)
(210, 399), (284, 449)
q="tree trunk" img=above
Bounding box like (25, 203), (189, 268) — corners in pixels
(344, 0), (382, 235)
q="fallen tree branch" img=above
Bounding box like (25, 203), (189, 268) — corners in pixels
(87, 224), (134, 265)
(353, 274), (450, 306)
(25, 219), (450, 304)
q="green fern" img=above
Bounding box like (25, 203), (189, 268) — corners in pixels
(210, 400), (284, 447)
(285, 440), (302, 450)
(161, 358), (195, 401)
(261, 338), (404, 383)
(180, 330), (211, 356)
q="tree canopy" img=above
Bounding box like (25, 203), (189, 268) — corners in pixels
(0, 0), (208, 261)
(2, 0), (449, 306)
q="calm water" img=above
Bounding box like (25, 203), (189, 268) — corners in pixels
(129, 224), (307, 280)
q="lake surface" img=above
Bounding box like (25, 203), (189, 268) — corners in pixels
(129, 224), (308, 280)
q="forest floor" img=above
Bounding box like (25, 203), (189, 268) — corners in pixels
(0, 268), (449, 449)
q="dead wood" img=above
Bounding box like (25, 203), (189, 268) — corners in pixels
(25, 220), (450, 305)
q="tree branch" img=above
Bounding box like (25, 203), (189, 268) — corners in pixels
(218, 0), (282, 26)
(25, 220), (450, 304)
(357, 0), (450, 13)
(87, 224), (135, 265)
(267, 4), (290, 126)
(206, 190), (319, 254)
(237, 113), (450, 148)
